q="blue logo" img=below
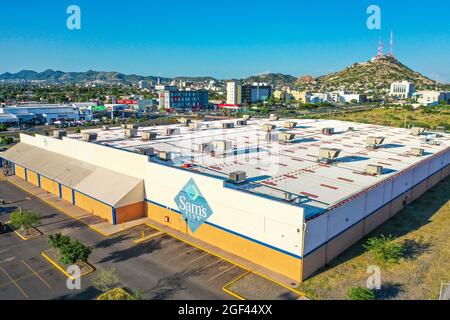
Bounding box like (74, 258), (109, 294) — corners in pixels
(174, 178), (213, 233)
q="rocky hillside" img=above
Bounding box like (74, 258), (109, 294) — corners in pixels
(243, 73), (297, 87)
(311, 56), (438, 93)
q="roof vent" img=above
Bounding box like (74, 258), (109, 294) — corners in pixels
(82, 132), (97, 142)
(158, 151), (172, 161)
(261, 124), (276, 132)
(211, 140), (232, 154)
(284, 121), (297, 129)
(178, 117), (191, 126)
(102, 125), (110, 131)
(198, 142), (213, 153)
(318, 148), (341, 164)
(222, 122), (235, 129)
(322, 128), (334, 135)
(411, 127), (426, 136)
(236, 119), (247, 126)
(53, 130), (67, 139)
(141, 131), (158, 141)
(228, 171), (247, 184)
(408, 147), (424, 157)
(348, 127), (355, 131)
(366, 136), (385, 150)
(166, 128), (180, 135)
(124, 129), (137, 138)
(189, 122), (202, 130)
(279, 132), (296, 143)
(134, 147), (155, 156)
(269, 114), (279, 121)
(366, 164), (383, 176)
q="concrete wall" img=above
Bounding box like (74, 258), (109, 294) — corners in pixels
(15, 165), (26, 180)
(40, 176), (59, 196)
(26, 170), (39, 186)
(61, 185), (73, 203)
(116, 201), (145, 224)
(74, 191), (113, 223)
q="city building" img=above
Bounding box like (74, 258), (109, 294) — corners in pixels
(241, 83), (272, 104)
(158, 89), (209, 111)
(290, 90), (311, 103)
(0, 104), (81, 125)
(138, 80), (150, 90)
(389, 81), (415, 99)
(333, 92), (368, 104)
(413, 90), (450, 106)
(1, 118), (448, 283)
(226, 81), (242, 105)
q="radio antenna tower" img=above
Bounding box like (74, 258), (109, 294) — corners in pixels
(376, 39), (384, 59)
(388, 30), (396, 59)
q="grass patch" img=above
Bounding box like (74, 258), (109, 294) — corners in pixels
(298, 176), (450, 300)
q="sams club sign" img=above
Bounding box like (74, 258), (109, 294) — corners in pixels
(174, 178), (213, 233)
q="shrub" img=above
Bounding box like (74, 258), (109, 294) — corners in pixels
(363, 234), (404, 264)
(10, 210), (41, 235)
(347, 287), (376, 300)
(97, 288), (137, 300)
(47, 233), (92, 265)
(92, 268), (120, 293)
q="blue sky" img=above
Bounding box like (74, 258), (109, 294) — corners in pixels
(0, 0), (449, 81)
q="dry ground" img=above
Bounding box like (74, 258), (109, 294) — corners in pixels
(298, 176), (450, 300)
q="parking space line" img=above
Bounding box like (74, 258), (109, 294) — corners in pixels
(168, 247), (199, 262)
(0, 266), (29, 298)
(21, 260), (52, 289)
(207, 265), (236, 283)
(0, 266), (54, 290)
(203, 258), (223, 270)
(187, 252), (209, 265)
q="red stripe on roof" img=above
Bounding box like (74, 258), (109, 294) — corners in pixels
(320, 184), (338, 190)
(300, 192), (318, 198)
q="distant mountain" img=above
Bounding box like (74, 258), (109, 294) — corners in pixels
(311, 56), (440, 93)
(0, 69), (171, 84)
(243, 73), (297, 87)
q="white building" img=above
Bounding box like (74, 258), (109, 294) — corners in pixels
(226, 80), (241, 105)
(390, 81), (415, 99)
(414, 91), (450, 106)
(138, 80), (149, 90)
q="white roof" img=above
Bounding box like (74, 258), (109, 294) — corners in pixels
(66, 118), (450, 217)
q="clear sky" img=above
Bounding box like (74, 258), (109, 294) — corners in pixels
(0, 0), (449, 81)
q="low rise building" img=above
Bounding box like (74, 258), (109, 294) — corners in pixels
(390, 81), (415, 99)
(414, 90), (450, 106)
(158, 89), (209, 111)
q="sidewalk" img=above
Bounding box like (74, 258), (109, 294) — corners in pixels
(5, 176), (147, 236)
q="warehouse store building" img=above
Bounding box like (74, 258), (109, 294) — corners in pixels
(1, 118), (449, 282)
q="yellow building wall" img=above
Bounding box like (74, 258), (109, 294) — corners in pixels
(15, 165), (26, 180)
(115, 201), (145, 224)
(27, 170), (39, 186)
(74, 191), (113, 223)
(61, 185), (73, 203)
(40, 176), (59, 196)
(146, 202), (302, 281)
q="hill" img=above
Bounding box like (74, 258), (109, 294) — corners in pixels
(243, 73), (297, 87)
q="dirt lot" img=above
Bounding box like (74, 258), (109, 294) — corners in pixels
(298, 176), (450, 300)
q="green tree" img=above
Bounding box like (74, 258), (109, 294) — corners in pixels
(92, 268), (120, 293)
(0, 124), (7, 132)
(363, 234), (404, 264)
(10, 210), (41, 235)
(347, 287), (376, 300)
(59, 239), (92, 265)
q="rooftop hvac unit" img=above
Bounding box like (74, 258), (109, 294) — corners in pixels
(261, 124), (276, 132)
(348, 127), (355, 131)
(322, 128), (334, 135)
(102, 125), (110, 131)
(283, 121), (297, 129)
(265, 132), (279, 141)
(82, 132), (97, 142)
(127, 123), (139, 129)
(124, 129), (137, 138)
(134, 147), (155, 156)
(408, 147), (424, 157)
(269, 114), (279, 121)
(411, 127), (426, 136)
(211, 140), (232, 154)
(166, 128), (180, 135)
(158, 151), (172, 161)
(177, 117), (191, 126)
(318, 148), (341, 164)
(236, 119), (247, 126)
(222, 122), (234, 129)
(53, 130), (67, 139)
(141, 131), (158, 141)
(228, 171), (247, 184)
(121, 124), (127, 129)
(366, 164), (383, 176)
(366, 136), (385, 150)
(436, 126), (445, 132)
(279, 132), (296, 143)
(189, 122), (202, 130)
(198, 142), (213, 153)
(242, 115), (251, 121)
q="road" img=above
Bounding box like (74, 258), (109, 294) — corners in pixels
(0, 182), (240, 300)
